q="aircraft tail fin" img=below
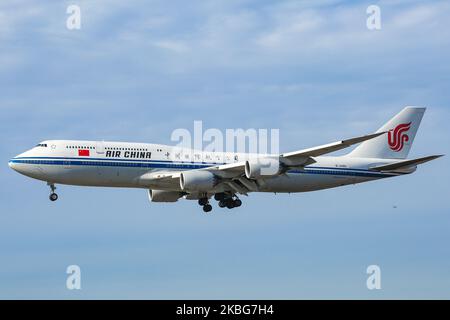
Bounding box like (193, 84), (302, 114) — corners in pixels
(348, 106), (426, 159)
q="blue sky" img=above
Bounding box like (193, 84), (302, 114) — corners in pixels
(1, 0), (450, 299)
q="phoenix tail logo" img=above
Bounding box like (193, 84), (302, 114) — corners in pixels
(388, 122), (411, 152)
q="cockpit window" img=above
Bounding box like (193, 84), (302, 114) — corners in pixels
(36, 143), (48, 147)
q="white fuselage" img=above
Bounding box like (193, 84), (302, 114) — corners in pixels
(8, 140), (404, 193)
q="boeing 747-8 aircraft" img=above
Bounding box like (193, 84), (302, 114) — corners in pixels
(8, 107), (442, 212)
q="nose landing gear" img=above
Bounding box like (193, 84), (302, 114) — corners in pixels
(48, 183), (58, 202)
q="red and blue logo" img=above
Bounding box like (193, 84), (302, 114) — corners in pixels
(388, 122), (411, 152)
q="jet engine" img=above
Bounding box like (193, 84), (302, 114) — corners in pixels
(148, 189), (183, 202)
(245, 157), (282, 179)
(180, 171), (217, 192)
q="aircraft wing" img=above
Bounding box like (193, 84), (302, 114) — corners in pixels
(139, 131), (387, 193)
(202, 162), (246, 178)
(280, 132), (386, 166)
(369, 155), (443, 172)
(141, 162), (246, 182)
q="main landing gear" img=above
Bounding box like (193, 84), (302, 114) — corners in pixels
(48, 183), (58, 202)
(198, 197), (212, 213)
(215, 193), (242, 210)
(197, 193), (243, 213)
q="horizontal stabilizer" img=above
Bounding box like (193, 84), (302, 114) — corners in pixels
(369, 155), (443, 172)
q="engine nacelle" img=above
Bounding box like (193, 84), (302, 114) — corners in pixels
(180, 171), (217, 192)
(148, 189), (182, 203)
(245, 157), (282, 179)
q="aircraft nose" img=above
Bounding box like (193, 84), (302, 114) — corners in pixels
(8, 159), (17, 170)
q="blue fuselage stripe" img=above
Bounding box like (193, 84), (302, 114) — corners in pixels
(9, 157), (395, 178)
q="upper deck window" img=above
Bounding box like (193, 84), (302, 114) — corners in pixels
(36, 143), (48, 147)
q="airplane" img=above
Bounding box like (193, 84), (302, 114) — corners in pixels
(8, 107), (442, 213)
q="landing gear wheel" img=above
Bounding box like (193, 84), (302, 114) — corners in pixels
(233, 199), (242, 207)
(218, 200), (226, 208)
(203, 204), (212, 213)
(47, 183), (58, 202)
(198, 198), (208, 206)
(226, 200), (235, 209)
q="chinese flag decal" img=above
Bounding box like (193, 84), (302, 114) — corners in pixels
(78, 149), (90, 157)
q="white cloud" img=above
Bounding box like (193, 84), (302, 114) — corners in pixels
(391, 3), (446, 28)
(256, 10), (325, 48)
(153, 39), (190, 53)
(1, 0), (449, 139)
